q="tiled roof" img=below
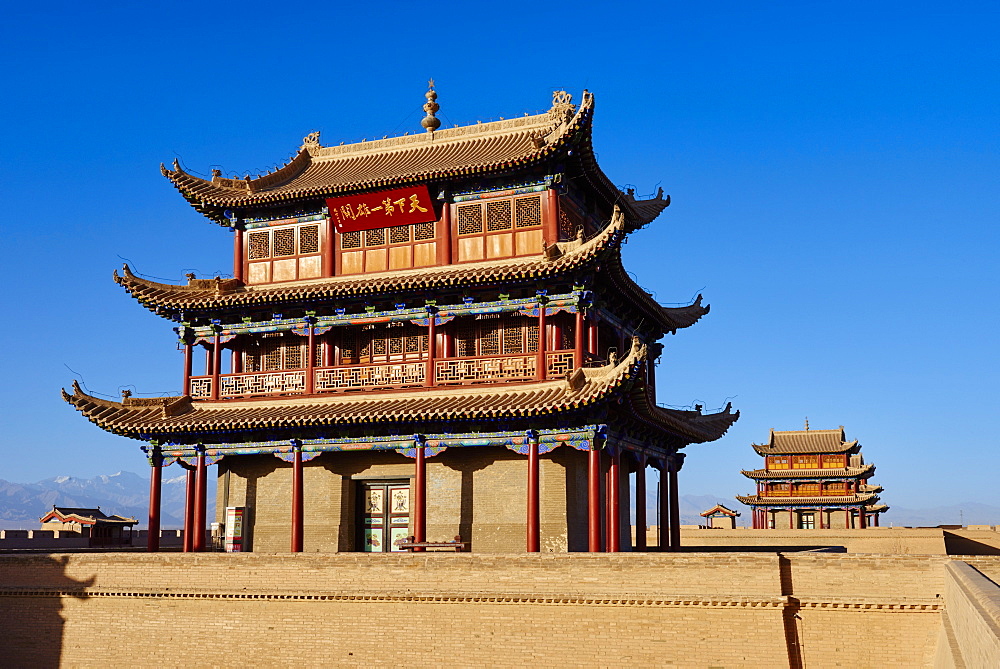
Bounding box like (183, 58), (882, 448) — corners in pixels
(114, 207), (628, 315)
(700, 504), (740, 517)
(40, 507), (138, 525)
(741, 465), (875, 479)
(752, 427), (860, 455)
(63, 338), (738, 447)
(735, 493), (879, 506)
(160, 91), (669, 231)
(627, 388), (739, 445)
(63, 338), (648, 440)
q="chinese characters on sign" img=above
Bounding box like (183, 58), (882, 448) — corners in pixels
(326, 185), (437, 233)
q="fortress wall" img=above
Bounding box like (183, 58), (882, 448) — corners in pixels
(666, 527), (950, 554)
(942, 561), (1000, 667)
(0, 552), (983, 667)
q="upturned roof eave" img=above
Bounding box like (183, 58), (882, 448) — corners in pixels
(113, 206), (629, 319)
(61, 338), (649, 442)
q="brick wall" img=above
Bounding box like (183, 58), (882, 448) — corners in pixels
(3, 552), (993, 666)
(217, 448), (593, 554)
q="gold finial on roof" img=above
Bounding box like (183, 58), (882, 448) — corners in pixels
(421, 78), (441, 132)
(804, 417), (810, 431)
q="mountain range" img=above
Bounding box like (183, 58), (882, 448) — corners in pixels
(0, 471), (995, 530)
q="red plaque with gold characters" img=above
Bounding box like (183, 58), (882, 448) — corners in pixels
(327, 185), (437, 233)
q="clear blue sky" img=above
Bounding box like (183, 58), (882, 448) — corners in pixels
(1, 2), (996, 512)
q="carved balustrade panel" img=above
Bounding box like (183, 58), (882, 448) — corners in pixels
(189, 377), (213, 399)
(434, 354), (537, 384)
(545, 351), (575, 378)
(219, 370), (306, 398)
(314, 362), (425, 391)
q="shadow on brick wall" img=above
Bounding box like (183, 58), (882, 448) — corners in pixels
(2, 555), (94, 666)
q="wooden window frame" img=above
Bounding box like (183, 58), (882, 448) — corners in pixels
(452, 193), (547, 264)
(244, 221), (325, 285)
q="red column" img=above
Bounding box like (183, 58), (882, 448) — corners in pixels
(147, 449), (162, 552)
(233, 226), (244, 282)
(526, 435), (540, 552)
(588, 447), (601, 552)
(659, 462), (670, 550)
(874, 513), (879, 527)
(608, 447), (621, 552)
(211, 333), (221, 401)
(668, 464), (681, 551)
(860, 508), (867, 529)
(790, 510), (795, 530)
(634, 454), (647, 551)
(183, 342), (193, 396)
(414, 442), (426, 550)
(438, 202), (452, 266)
(183, 467), (195, 552)
(193, 449), (207, 551)
(587, 315), (599, 357)
(426, 314), (436, 387)
(305, 325), (315, 395)
(323, 216), (334, 277)
(537, 301), (547, 380)
(819, 508), (825, 530)
(846, 509), (851, 529)
(545, 186), (560, 245)
(291, 443), (303, 553)
(574, 310), (585, 369)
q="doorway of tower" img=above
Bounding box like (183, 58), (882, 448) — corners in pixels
(359, 481), (411, 552)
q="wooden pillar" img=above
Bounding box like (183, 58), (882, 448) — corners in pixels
(537, 300), (547, 380)
(587, 315), (599, 357)
(545, 187), (560, 245)
(659, 462), (670, 550)
(183, 342), (193, 396)
(193, 448), (207, 551)
(211, 333), (221, 401)
(291, 442), (303, 553)
(146, 448), (162, 552)
(587, 447), (601, 552)
(874, 513), (879, 527)
(233, 226), (244, 282)
(847, 509), (852, 529)
(305, 325), (315, 395)
(668, 462), (681, 551)
(818, 508), (825, 530)
(323, 215), (334, 277)
(574, 310), (585, 370)
(608, 447), (621, 552)
(634, 454), (647, 550)
(425, 313), (436, 388)
(438, 202), (452, 266)
(526, 433), (540, 552)
(183, 467), (195, 552)
(790, 510), (795, 530)
(859, 508), (867, 529)
(414, 441), (426, 550)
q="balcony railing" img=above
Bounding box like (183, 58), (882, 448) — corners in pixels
(188, 350), (576, 399)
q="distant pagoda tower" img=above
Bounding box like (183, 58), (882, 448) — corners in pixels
(63, 87), (738, 554)
(737, 425), (887, 529)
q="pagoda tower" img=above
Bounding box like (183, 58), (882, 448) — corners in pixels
(737, 425), (888, 530)
(64, 87), (738, 554)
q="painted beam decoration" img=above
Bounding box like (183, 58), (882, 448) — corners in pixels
(327, 185), (437, 233)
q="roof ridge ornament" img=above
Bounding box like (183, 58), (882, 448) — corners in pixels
(302, 131), (321, 149)
(421, 79), (441, 132)
(548, 91), (576, 123)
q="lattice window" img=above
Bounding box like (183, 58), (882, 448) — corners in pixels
(299, 225), (319, 254)
(558, 210), (575, 240)
(515, 196), (541, 228)
(248, 231), (270, 259)
(365, 228), (385, 246)
(486, 200), (512, 231)
(525, 321), (539, 353)
(414, 221), (435, 240)
(457, 204), (483, 235)
(273, 227), (296, 256)
(389, 225), (411, 244)
(243, 334), (308, 372)
(503, 324), (523, 354)
(341, 230), (362, 249)
(456, 320), (476, 357)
